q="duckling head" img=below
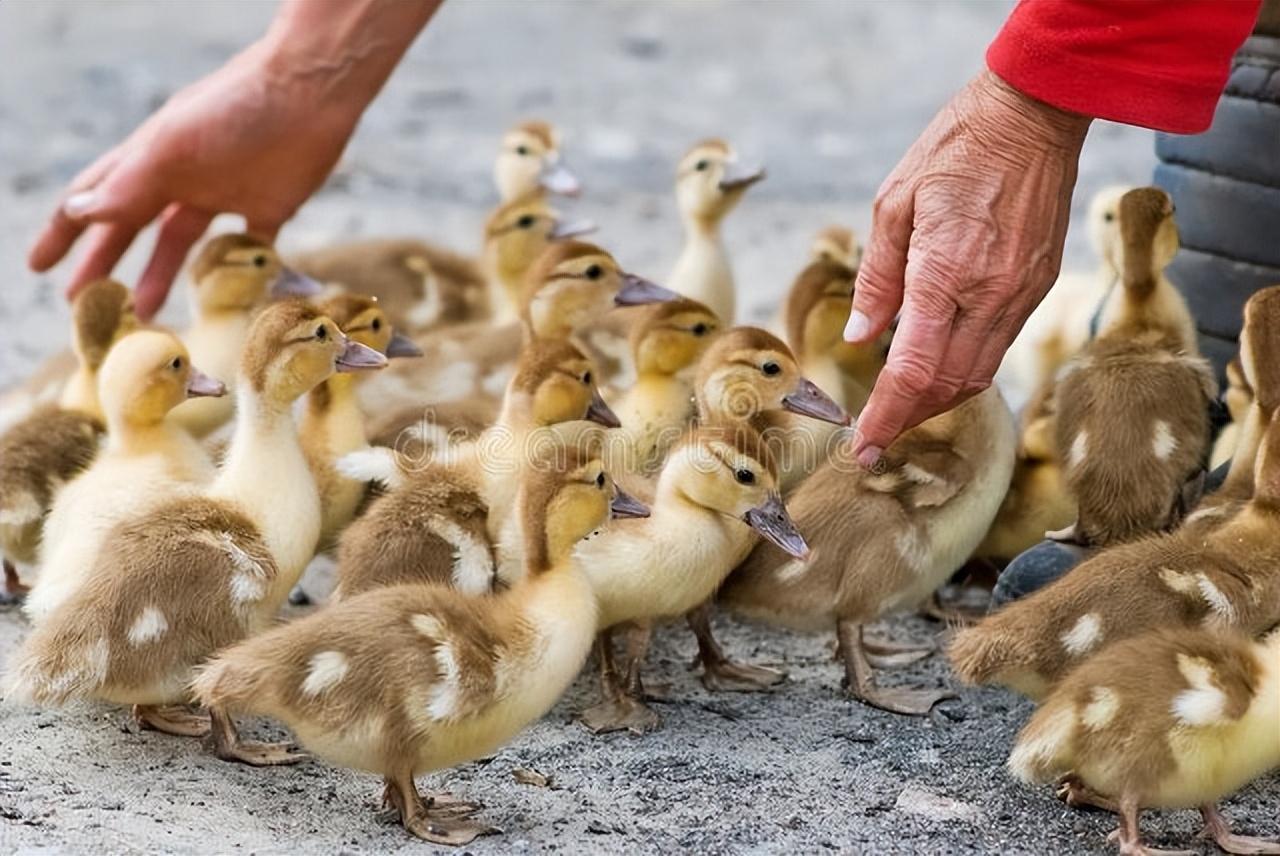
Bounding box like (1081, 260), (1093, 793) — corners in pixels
(98, 329), (225, 430)
(695, 327), (848, 425)
(317, 293), (423, 361)
(809, 225), (861, 270)
(1108, 187), (1178, 300)
(483, 195), (596, 292)
(630, 298), (721, 377)
(505, 339), (619, 429)
(189, 233), (323, 316)
(675, 139), (765, 228)
(668, 423), (809, 559)
(784, 257), (882, 366)
(70, 278), (137, 372)
(1239, 284), (1280, 414)
(520, 240), (678, 340)
(494, 120), (581, 200)
(239, 301), (387, 406)
(1086, 184), (1132, 273)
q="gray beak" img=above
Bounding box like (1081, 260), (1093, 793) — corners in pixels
(335, 339), (388, 373)
(270, 267), (325, 299)
(540, 161), (582, 197)
(781, 377), (849, 426)
(610, 486), (650, 519)
(615, 272), (681, 306)
(743, 492), (810, 560)
(549, 218), (598, 241)
(384, 330), (423, 360)
(185, 366), (227, 399)
(718, 161), (766, 192)
(586, 387), (622, 428)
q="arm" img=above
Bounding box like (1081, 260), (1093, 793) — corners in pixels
(29, 0), (442, 320)
(845, 0), (1260, 468)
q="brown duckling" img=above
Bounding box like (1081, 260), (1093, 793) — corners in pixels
(4, 301), (385, 757)
(1009, 626), (1280, 856)
(808, 224), (862, 270)
(191, 445), (643, 845)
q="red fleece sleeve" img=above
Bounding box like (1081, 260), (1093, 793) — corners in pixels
(987, 0), (1261, 133)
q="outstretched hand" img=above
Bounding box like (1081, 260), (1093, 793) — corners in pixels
(845, 70), (1091, 467)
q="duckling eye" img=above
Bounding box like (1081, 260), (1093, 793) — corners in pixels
(371, 318), (382, 332)
(595, 472), (606, 489)
(585, 264), (603, 280)
(516, 215), (537, 229)
(315, 325), (328, 340)
(762, 361), (781, 376)
(1103, 212), (1115, 223)
(694, 160), (710, 172)
(735, 468), (756, 485)
(692, 323), (709, 336)
(516, 145), (530, 156)
(582, 371), (593, 385)
(170, 356), (183, 371)
(252, 254), (268, 268)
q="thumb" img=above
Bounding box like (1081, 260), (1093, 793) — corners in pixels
(62, 150), (165, 228)
(846, 190), (913, 343)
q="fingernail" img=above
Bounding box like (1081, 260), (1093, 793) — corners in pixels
(844, 310), (870, 342)
(63, 191), (97, 218)
(857, 445), (883, 471)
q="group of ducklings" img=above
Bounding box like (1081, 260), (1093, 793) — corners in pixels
(0, 122), (1274, 852)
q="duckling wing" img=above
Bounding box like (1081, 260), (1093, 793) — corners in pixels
(862, 438), (974, 509)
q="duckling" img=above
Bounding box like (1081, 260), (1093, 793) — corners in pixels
(171, 233), (323, 437)
(667, 139), (765, 323)
(190, 445), (645, 843)
(721, 385), (1016, 715)
(1009, 626), (1280, 856)
(948, 403), (1280, 700)
(576, 422), (810, 733)
(4, 301), (386, 751)
(1051, 187), (1214, 547)
(24, 330), (225, 625)
(808, 224), (862, 270)
(301, 294), (416, 552)
(493, 119), (580, 200)
(1210, 358), (1253, 471)
(608, 298), (721, 475)
(0, 279), (135, 602)
(334, 338), (620, 599)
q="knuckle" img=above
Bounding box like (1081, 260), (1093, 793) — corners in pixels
(886, 356), (936, 397)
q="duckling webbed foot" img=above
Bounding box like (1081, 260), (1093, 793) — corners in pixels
(1199, 804), (1280, 855)
(1056, 774), (1117, 813)
(133, 703), (211, 737)
(861, 628), (934, 669)
(580, 693), (662, 735)
(1107, 795), (1197, 856)
(205, 707), (307, 766)
(687, 602), (785, 692)
(383, 772), (498, 845)
(838, 619), (955, 716)
(1, 559), (28, 605)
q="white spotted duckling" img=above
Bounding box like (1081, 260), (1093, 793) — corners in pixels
(949, 404), (1280, 700)
(4, 302), (385, 753)
(25, 330), (225, 624)
(1051, 187), (1214, 547)
(172, 233), (323, 437)
(0, 279), (135, 602)
(1009, 626), (1280, 856)
(191, 444), (645, 844)
(722, 385), (1015, 715)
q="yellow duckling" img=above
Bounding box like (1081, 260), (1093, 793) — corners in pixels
(493, 119), (580, 201)
(301, 294), (417, 552)
(949, 404), (1280, 700)
(722, 385), (1015, 715)
(4, 302), (385, 750)
(1009, 626), (1280, 856)
(0, 279), (135, 602)
(667, 138), (765, 323)
(172, 233), (323, 438)
(25, 330), (225, 625)
(1209, 357), (1252, 471)
(191, 445), (646, 844)
(808, 224), (862, 270)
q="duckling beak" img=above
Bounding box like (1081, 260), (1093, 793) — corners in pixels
(185, 367), (227, 399)
(549, 218), (598, 241)
(615, 273), (681, 306)
(743, 492), (810, 560)
(335, 339), (388, 373)
(384, 330), (423, 360)
(270, 268), (325, 300)
(586, 388), (622, 428)
(719, 162), (766, 192)
(540, 160), (582, 197)
(610, 486), (650, 519)
(782, 377), (849, 425)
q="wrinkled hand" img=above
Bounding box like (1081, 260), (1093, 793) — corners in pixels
(845, 69), (1091, 467)
(27, 41), (360, 320)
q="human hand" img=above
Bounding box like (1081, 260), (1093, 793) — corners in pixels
(844, 69), (1091, 467)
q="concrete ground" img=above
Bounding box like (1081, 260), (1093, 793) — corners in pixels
(1, 2), (1275, 854)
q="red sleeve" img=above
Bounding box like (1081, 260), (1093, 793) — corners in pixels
(987, 0), (1260, 133)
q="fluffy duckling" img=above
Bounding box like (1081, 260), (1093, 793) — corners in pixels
(1009, 627), (1280, 856)
(493, 119), (580, 200)
(608, 298), (721, 475)
(949, 404), (1280, 700)
(1051, 187), (1214, 547)
(172, 233), (323, 437)
(301, 294), (415, 551)
(1210, 357), (1253, 472)
(722, 385), (1016, 715)
(191, 446), (645, 844)
(0, 279), (135, 602)
(577, 422), (810, 732)
(24, 331), (225, 625)
(667, 139), (765, 323)
(808, 224), (862, 270)
(334, 338), (620, 599)
(4, 302), (385, 750)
